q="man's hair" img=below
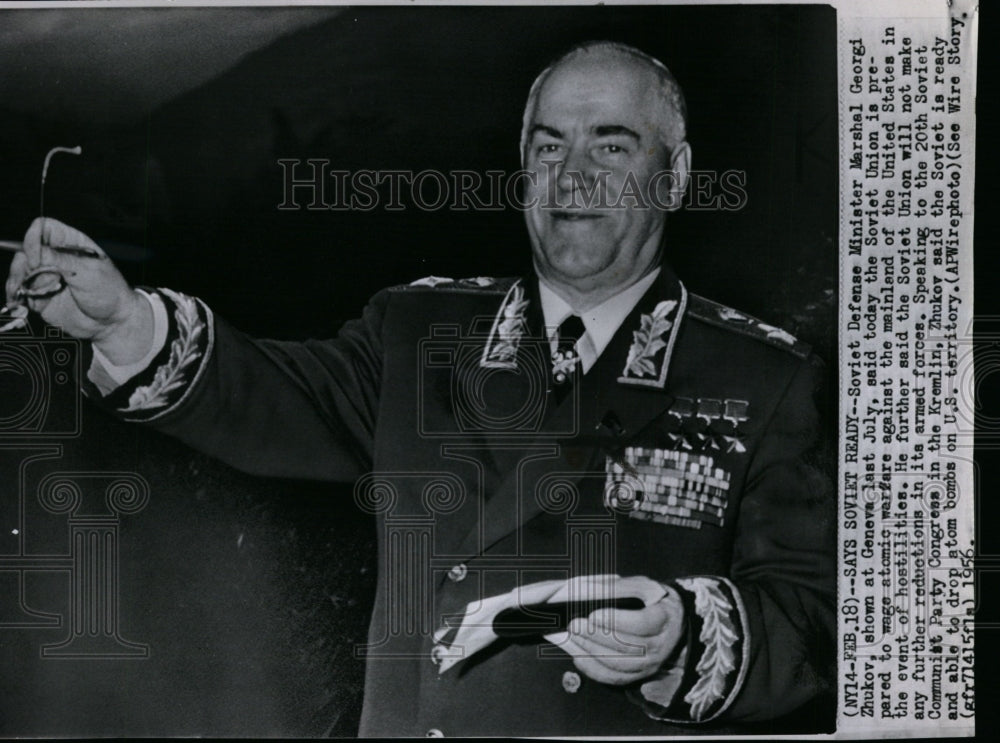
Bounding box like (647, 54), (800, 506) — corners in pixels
(519, 41), (688, 164)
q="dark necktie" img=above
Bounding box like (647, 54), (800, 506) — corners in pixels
(551, 314), (586, 392)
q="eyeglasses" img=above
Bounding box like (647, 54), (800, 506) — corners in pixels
(0, 146), (88, 329)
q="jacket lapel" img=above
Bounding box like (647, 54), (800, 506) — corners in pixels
(452, 267), (689, 561)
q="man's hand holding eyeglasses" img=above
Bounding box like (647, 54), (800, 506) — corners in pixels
(4, 217), (153, 365)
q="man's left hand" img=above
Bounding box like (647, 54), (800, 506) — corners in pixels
(561, 578), (685, 685)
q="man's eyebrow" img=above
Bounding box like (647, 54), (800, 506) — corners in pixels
(528, 124), (563, 139)
(594, 125), (642, 141)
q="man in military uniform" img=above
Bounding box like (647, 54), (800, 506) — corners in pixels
(4, 42), (834, 736)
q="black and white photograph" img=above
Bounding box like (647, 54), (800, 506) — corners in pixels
(5, 1), (970, 738)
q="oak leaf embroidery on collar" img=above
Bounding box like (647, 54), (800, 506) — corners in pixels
(617, 286), (687, 389)
(482, 280), (528, 368)
(623, 300), (678, 378)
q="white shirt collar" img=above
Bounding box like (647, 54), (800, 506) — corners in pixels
(538, 267), (661, 362)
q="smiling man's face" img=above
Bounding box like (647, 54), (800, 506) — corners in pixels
(523, 50), (689, 309)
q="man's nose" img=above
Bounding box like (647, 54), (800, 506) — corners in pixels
(556, 145), (597, 194)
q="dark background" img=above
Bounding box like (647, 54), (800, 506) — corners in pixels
(0, 5), (838, 737)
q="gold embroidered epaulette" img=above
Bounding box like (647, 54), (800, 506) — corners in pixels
(391, 276), (514, 293)
(686, 294), (811, 359)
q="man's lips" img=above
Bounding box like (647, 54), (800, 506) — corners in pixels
(549, 211), (605, 222)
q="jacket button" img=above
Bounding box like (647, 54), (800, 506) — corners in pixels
(447, 564), (468, 582)
(431, 644), (447, 666)
(562, 670), (582, 693)
(426, 728), (444, 737)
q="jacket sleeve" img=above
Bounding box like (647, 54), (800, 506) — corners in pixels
(631, 355), (836, 724)
(83, 286), (390, 482)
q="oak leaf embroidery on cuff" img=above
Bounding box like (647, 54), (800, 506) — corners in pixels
(121, 289), (204, 413)
(676, 576), (739, 721)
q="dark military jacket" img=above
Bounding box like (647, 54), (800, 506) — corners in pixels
(86, 266), (835, 737)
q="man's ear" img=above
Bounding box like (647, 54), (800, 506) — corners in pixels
(657, 141), (691, 213)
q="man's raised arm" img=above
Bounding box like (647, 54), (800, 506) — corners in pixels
(4, 217), (384, 483)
